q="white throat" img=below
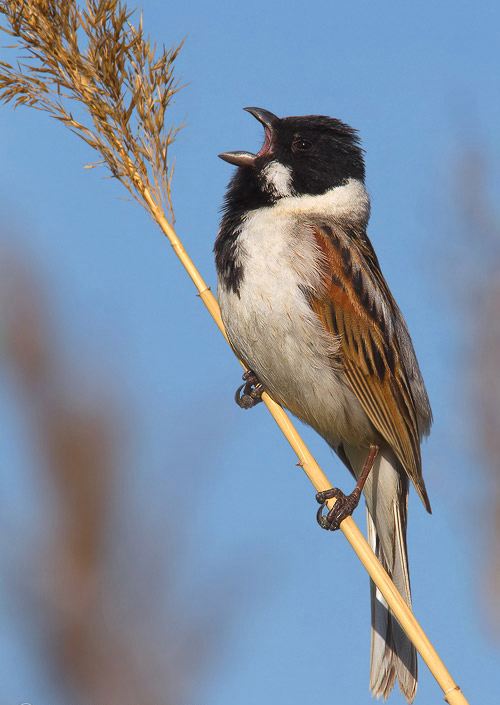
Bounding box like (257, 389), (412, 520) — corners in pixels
(273, 177), (370, 225)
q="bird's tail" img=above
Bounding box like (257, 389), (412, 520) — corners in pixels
(346, 446), (417, 703)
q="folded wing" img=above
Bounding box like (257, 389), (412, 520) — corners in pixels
(307, 222), (432, 512)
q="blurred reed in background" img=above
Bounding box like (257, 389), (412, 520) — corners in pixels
(453, 149), (500, 632)
(0, 250), (230, 705)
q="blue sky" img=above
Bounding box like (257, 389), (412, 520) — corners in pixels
(1, 1), (500, 703)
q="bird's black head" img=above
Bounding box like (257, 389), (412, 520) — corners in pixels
(219, 107), (365, 205)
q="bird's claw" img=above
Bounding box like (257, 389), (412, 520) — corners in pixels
(316, 487), (361, 531)
(234, 370), (264, 409)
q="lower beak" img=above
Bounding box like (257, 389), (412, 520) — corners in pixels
(218, 150), (257, 167)
(219, 107), (279, 167)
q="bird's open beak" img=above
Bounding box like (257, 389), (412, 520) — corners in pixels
(218, 107), (278, 167)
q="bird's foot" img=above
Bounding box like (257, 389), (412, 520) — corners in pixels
(315, 487), (362, 531)
(235, 370), (264, 409)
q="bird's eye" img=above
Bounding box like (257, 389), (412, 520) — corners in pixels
(292, 138), (312, 152)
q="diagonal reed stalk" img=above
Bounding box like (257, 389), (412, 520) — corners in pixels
(0, 2), (468, 703)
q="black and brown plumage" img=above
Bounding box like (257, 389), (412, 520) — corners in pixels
(310, 222), (431, 510)
(215, 108), (432, 702)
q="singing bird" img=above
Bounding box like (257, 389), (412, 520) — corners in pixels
(215, 108), (432, 702)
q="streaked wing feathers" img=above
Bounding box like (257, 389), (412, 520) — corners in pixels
(309, 223), (431, 511)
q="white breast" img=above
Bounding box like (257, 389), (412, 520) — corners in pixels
(217, 179), (373, 447)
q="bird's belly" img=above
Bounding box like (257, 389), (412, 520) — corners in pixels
(218, 267), (373, 448)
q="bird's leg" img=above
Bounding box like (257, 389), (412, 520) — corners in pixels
(235, 369), (264, 409)
(316, 445), (379, 531)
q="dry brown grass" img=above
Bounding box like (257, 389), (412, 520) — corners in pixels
(0, 0), (182, 220)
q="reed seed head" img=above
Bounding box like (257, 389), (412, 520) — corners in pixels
(0, 0), (183, 221)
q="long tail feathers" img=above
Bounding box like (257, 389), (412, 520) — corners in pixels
(345, 446), (417, 703)
(367, 507), (417, 702)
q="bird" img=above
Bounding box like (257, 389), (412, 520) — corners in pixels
(214, 107), (432, 702)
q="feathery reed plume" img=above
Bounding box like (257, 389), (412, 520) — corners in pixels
(0, 3), (469, 703)
(0, 0), (182, 220)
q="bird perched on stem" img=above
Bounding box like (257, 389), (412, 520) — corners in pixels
(215, 107), (432, 702)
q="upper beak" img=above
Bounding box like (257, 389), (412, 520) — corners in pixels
(218, 107), (279, 167)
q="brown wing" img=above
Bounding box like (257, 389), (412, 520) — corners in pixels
(309, 223), (431, 512)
